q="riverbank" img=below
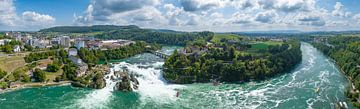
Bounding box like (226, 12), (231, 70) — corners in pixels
(311, 42), (360, 108)
(0, 81), (71, 94)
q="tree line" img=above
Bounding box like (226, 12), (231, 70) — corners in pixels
(96, 30), (214, 46)
(78, 41), (160, 65)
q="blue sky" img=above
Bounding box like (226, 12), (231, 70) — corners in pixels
(1, 0), (360, 32)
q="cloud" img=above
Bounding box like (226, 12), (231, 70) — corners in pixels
(332, 2), (351, 17)
(180, 0), (226, 12)
(230, 12), (253, 24)
(353, 13), (360, 19)
(0, 0), (17, 26)
(70, 0), (360, 31)
(130, 7), (165, 23)
(258, 0), (315, 13)
(93, 0), (160, 15)
(73, 4), (94, 24)
(298, 15), (320, 22)
(186, 15), (201, 25)
(297, 14), (325, 26)
(22, 11), (55, 25)
(0, 0), (55, 30)
(295, 10), (327, 27)
(74, 0), (160, 24)
(229, 0), (256, 10)
(255, 11), (277, 23)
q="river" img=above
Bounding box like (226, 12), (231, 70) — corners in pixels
(0, 43), (352, 109)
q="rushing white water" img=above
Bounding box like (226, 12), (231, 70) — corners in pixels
(113, 62), (184, 103)
(68, 68), (117, 109)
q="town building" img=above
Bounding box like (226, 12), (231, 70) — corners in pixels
(68, 48), (78, 57)
(13, 45), (21, 52)
(60, 36), (71, 47)
(28, 39), (48, 48)
(75, 40), (85, 50)
(68, 56), (88, 77)
(51, 37), (61, 45)
(87, 41), (102, 50)
(0, 40), (5, 45)
(5, 32), (10, 36)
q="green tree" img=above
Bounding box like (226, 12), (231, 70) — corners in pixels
(2, 44), (13, 53)
(24, 45), (33, 51)
(33, 68), (46, 82)
(0, 69), (7, 79)
(0, 82), (8, 89)
(46, 64), (60, 72)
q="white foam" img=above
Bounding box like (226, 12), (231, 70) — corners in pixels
(69, 67), (117, 109)
(114, 62), (185, 103)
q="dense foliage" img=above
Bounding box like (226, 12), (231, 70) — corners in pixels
(311, 36), (360, 107)
(78, 41), (159, 65)
(24, 49), (68, 63)
(61, 62), (78, 81)
(0, 40), (22, 53)
(40, 25), (214, 46)
(46, 64), (60, 72)
(33, 68), (46, 82)
(0, 69), (7, 80)
(164, 40), (302, 83)
(96, 30), (214, 46)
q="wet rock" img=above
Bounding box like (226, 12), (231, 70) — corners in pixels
(130, 74), (139, 90)
(115, 79), (132, 92)
(89, 73), (106, 89)
(115, 72), (139, 92)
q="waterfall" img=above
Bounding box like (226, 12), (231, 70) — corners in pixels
(113, 62), (184, 103)
(70, 65), (117, 109)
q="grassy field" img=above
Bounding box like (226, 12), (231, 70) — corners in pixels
(36, 59), (62, 82)
(45, 69), (63, 82)
(247, 41), (283, 52)
(0, 56), (26, 72)
(211, 34), (242, 44)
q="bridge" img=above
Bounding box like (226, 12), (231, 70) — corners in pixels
(147, 50), (170, 59)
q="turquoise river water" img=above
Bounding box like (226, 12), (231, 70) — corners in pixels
(0, 43), (353, 109)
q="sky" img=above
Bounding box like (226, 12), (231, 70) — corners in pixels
(1, 0), (360, 32)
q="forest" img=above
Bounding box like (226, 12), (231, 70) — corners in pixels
(164, 40), (302, 84)
(311, 36), (360, 107)
(40, 25), (214, 46)
(24, 49), (68, 63)
(78, 41), (161, 65)
(95, 30), (214, 46)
